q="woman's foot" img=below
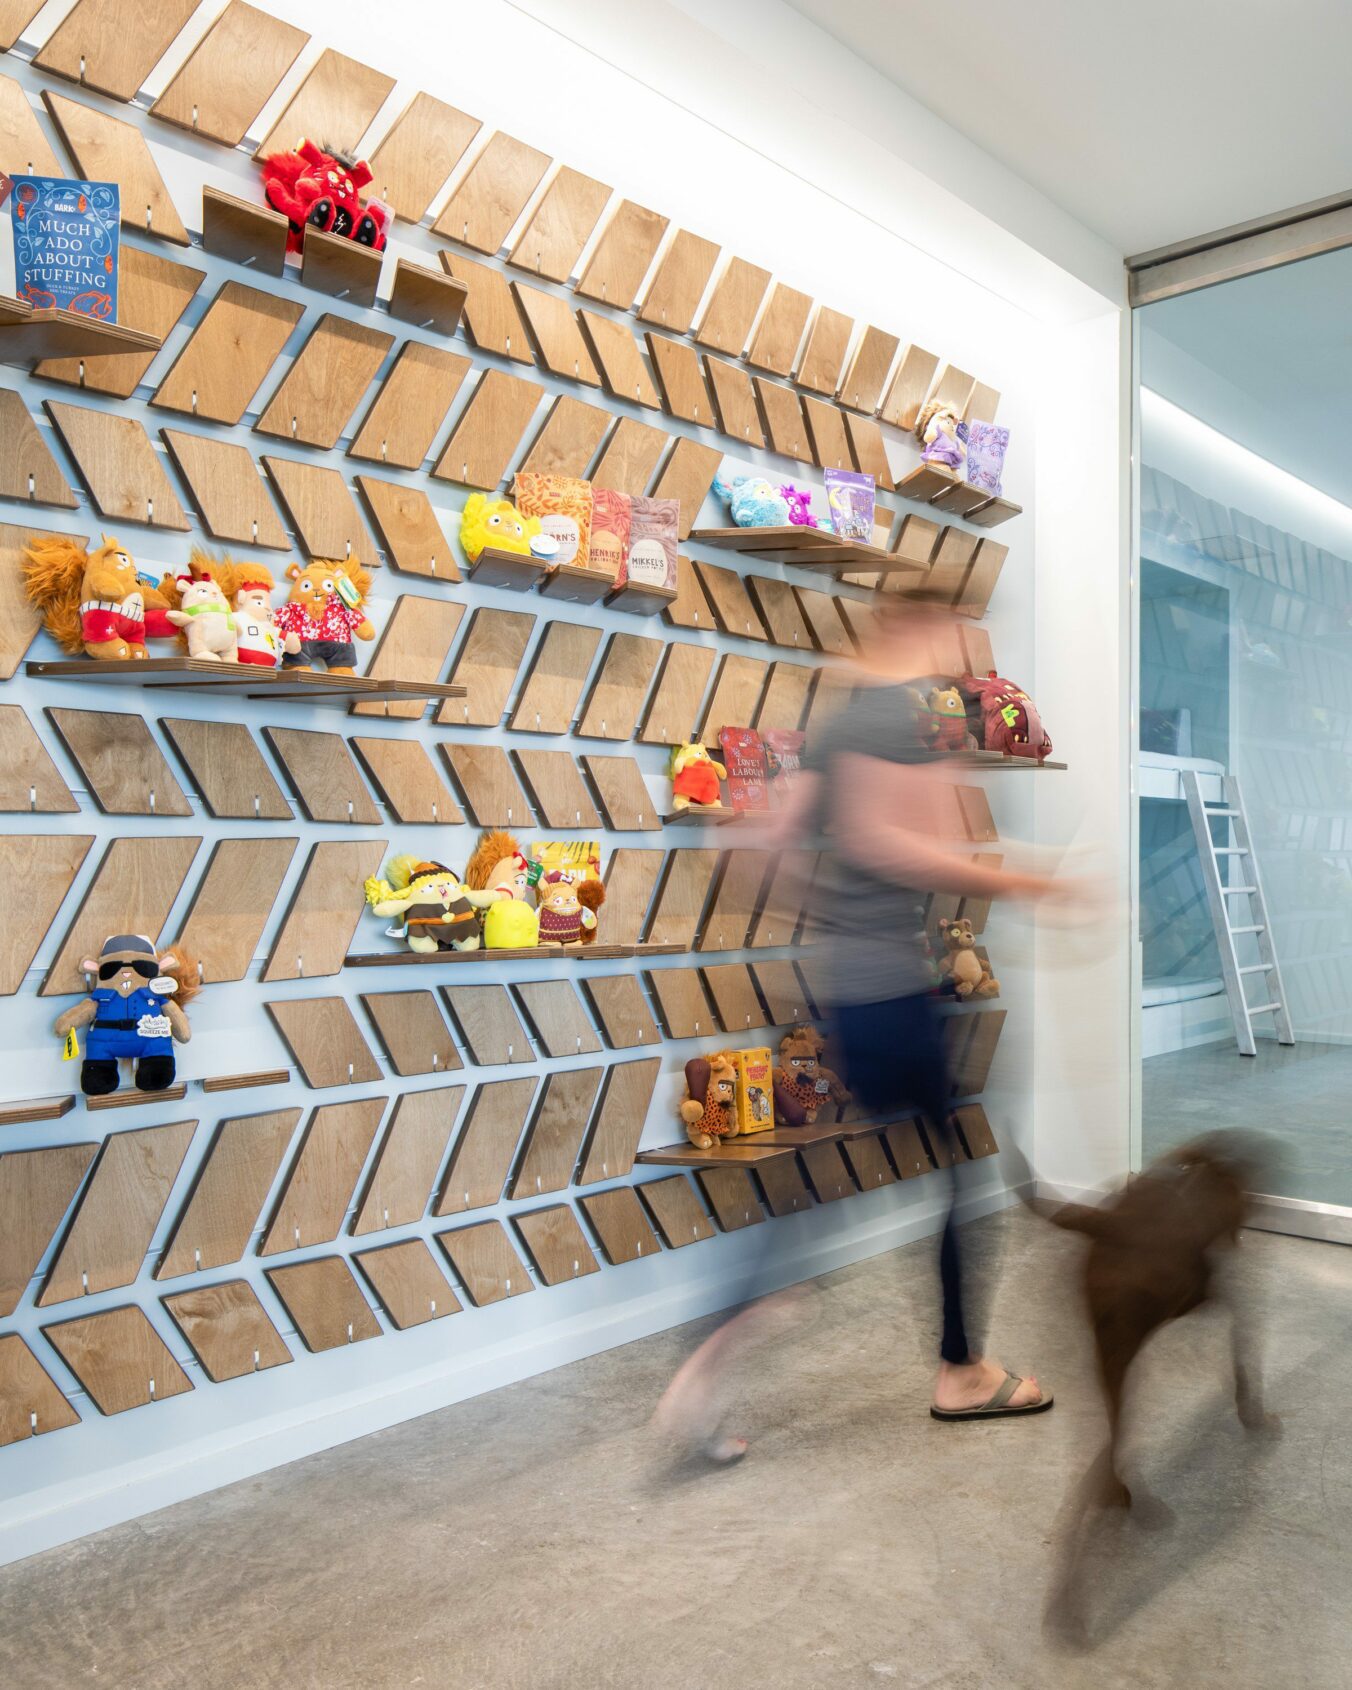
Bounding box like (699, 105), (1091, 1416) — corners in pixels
(933, 1355), (1045, 1413)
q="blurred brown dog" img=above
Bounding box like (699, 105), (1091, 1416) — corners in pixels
(1014, 1132), (1277, 1509)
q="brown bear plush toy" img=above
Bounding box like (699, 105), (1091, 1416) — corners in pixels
(772, 1025), (851, 1126)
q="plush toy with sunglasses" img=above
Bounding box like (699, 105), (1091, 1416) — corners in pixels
(53, 934), (198, 1096)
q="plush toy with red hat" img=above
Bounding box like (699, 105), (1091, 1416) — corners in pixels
(261, 138), (390, 254)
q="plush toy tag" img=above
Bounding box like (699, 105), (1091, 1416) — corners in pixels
(61, 1027), (79, 1061)
(814, 1078), (830, 1095)
(136, 1013), (172, 1039)
(150, 975), (178, 994)
(335, 575), (363, 610)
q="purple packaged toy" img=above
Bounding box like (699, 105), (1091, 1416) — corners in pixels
(965, 421), (1010, 497)
(778, 484), (818, 528)
(824, 468), (876, 541)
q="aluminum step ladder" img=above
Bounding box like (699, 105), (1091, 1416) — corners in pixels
(1181, 770), (1294, 1057)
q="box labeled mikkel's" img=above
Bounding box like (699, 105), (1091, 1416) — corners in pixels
(9, 176), (120, 317)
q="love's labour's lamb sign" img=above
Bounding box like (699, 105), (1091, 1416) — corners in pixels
(10, 176), (120, 318)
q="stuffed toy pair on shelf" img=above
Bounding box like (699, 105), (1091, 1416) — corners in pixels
(680, 1027), (851, 1148)
(712, 474), (819, 529)
(22, 538), (374, 674)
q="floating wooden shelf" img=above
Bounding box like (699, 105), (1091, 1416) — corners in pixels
(662, 807), (743, 828)
(690, 525), (923, 577)
(636, 1138), (796, 1170)
(199, 1071), (290, 1094)
(386, 259), (467, 338)
(345, 942), (685, 969)
(537, 564), (615, 606)
(199, 187), (288, 278)
(0, 1094), (76, 1127)
(0, 297), (161, 365)
(948, 752), (1068, 771)
(85, 1083), (189, 1113)
(25, 659), (466, 712)
(605, 581), (680, 616)
(467, 548), (547, 592)
(894, 465), (1022, 527)
(300, 226), (384, 309)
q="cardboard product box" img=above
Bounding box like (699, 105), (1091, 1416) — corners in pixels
(731, 1046), (774, 1134)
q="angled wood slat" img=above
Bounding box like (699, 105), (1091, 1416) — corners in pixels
(636, 228), (720, 332)
(599, 849), (664, 945)
(577, 311), (661, 410)
(512, 1204), (599, 1286)
(701, 961), (768, 1033)
(161, 718), (292, 821)
(439, 252), (531, 362)
(512, 749), (601, 829)
(432, 369), (543, 489)
(367, 90), (481, 222)
(44, 707), (191, 817)
(254, 46), (394, 157)
(297, 225), (381, 308)
(350, 594), (464, 721)
(44, 1304), (192, 1414)
(749, 848), (817, 949)
(956, 539), (1008, 618)
(646, 965), (713, 1039)
(0, 1142), (97, 1317)
(34, 247), (203, 400)
(744, 577), (811, 651)
(0, 706), (77, 812)
(153, 282), (305, 426)
(0, 0), (44, 48)
(437, 1219), (533, 1306)
(698, 849), (773, 953)
(882, 1117), (932, 1179)
(754, 660), (815, 732)
(263, 727), (380, 824)
(647, 333), (714, 427)
(160, 431), (289, 551)
(844, 412), (895, 492)
(750, 959), (813, 1025)
(636, 1174), (714, 1248)
(698, 653), (770, 740)
(259, 1095), (385, 1254)
(2, 519), (87, 680)
(156, 1107), (300, 1280)
(163, 1279), (292, 1382)
(0, 828), (90, 986)
(644, 849), (719, 948)
(589, 415), (668, 493)
(693, 257), (771, 356)
(441, 742), (531, 827)
(0, 390), (75, 510)
(265, 1256), (382, 1351)
(580, 975), (660, 1053)
(40, 834), (198, 997)
(696, 1164), (764, 1231)
(794, 584), (853, 656)
(800, 1140), (855, 1203)
(151, 3), (308, 146)
(745, 282), (813, 376)
(440, 986), (533, 1071)
(44, 401), (188, 530)
(922, 361), (977, 427)
(662, 555), (715, 632)
(434, 130), (551, 253)
(353, 1238), (459, 1330)
(39, 1120), (197, 1306)
(581, 754), (655, 832)
(352, 1085), (464, 1234)
(703, 355), (764, 447)
(574, 1054), (659, 1189)
(795, 306), (854, 395)
(508, 166), (611, 281)
(837, 325), (900, 414)
(926, 526), (981, 605)
(517, 393), (610, 478)
(580, 1186), (660, 1265)
(952, 1102), (998, 1159)
(0, 68), (62, 176)
(261, 456), (375, 562)
(575, 632), (663, 741)
(42, 90), (188, 243)
(754, 376), (813, 464)
(261, 837), (385, 983)
(433, 1076), (537, 1213)
(350, 736), (461, 824)
(255, 314), (394, 451)
(199, 186), (288, 276)
(575, 199), (669, 307)
(0, 1335), (80, 1446)
(508, 620), (602, 734)
(833, 594), (874, 654)
(951, 1008), (1006, 1097)
(264, 997), (382, 1092)
(840, 1132), (896, 1191)
(386, 265), (465, 347)
(511, 282), (600, 386)
(692, 561), (768, 644)
(437, 606), (535, 727)
(172, 835), (298, 985)
(639, 640), (716, 745)
(508, 1066), (602, 1199)
(880, 345), (941, 431)
(801, 395), (851, 469)
(513, 980), (601, 1058)
(35, 0), (199, 100)
(755, 1155), (815, 1217)
(355, 477), (458, 581)
(349, 342), (472, 470)
(650, 437), (723, 541)
(359, 990), (461, 1078)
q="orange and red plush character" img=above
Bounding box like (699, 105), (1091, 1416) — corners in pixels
(22, 534), (178, 661)
(961, 671), (1053, 762)
(680, 1052), (738, 1149)
(928, 685), (977, 752)
(261, 139), (390, 254)
(275, 558), (374, 673)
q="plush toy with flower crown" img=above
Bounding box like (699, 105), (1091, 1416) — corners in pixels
(917, 400), (967, 474)
(261, 139), (389, 254)
(713, 474), (790, 528)
(275, 558), (373, 673)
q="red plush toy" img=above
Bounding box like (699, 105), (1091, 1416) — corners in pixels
(961, 671), (1053, 762)
(261, 139), (390, 254)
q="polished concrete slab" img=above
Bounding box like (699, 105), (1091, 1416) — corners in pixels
(0, 1210), (1347, 1690)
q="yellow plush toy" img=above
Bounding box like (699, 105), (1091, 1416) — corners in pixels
(459, 495), (542, 563)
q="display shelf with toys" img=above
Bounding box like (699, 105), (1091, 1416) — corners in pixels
(690, 525), (919, 577)
(465, 547), (549, 592)
(344, 942), (684, 969)
(0, 296), (162, 365)
(0, 1094), (77, 1126)
(24, 659), (467, 711)
(635, 1138), (798, 1170)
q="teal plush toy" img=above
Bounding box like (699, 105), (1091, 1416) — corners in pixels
(713, 474), (790, 528)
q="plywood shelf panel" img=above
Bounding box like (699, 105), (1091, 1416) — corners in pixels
(43, 401), (188, 530)
(580, 1185), (660, 1265)
(42, 90), (188, 243)
(265, 1256), (382, 1352)
(508, 166), (611, 282)
(512, 749), (601, 829)
(436, 1219), (533, 1306)
(359, 989), (461, 1078)
(260, 455), (375, 562)
(156, 1107), (299, 1280)
(512, 1204), (599, 1286)
(697, 1165), (770, 1231)
(39, 832), (197, 998)
(160, 430), (290, 551)
(355, 478), (459, 582)
(662, 555), (715, 633)
(349, 342), (472, 471)
(518, 394), (611, 478)
(0, 1141), (97, 1317)
(45, 707), (191, 817)
(511, 282), (600, 386)
(255, 313), (394, 451)
(636, 1174), (714, 1248)
(353, 1237), (460, 1329)
(263, 726), (380, 825)
(434, 130), (551, 254)
(745, 576), (816, 652)
(0, 66), (62, 177)
(346, 941), (682, 970)
(464, 546), (546, 592)
(1, 521), (80, 680)
(350, 594), (465, 722)
(264, 997), (382, 1092)
(153, 281), (304, 425)
(299, 227), (383, 311)
(198, 187), (289, 278)
(437, 606), (535, 727)
(508, 1066), (602, 1199)
(199, 1071), (290, 1093)
(691, 524), (907, 576)
(39, 1120), (197, 1307)
(432, 368), (543, 490)
(0, 297), (161, 365)
(649, 438), (725, 541)
(0, 390), (75, 510)
(84, 1083), (188, 1112)
(580, 976), (660, 1053)
(441, 741), (532, 826)
(0, 1094), (77, 1127)
(0, 1334), (80, 1446)
(754, 376), (814, 464)
(439, 987), (533, 1071)
(536, 562), (615, 606)
(352, 1085), (464, 1234)
(576, 311), (660, 409)
(508, 619), (602, 734)
(259, 1095), (385, 1255)
(748, 848), (816, 949)
(261, 837), (386, 984)
(843, 412), (894, 492)
(433, 1072), (535, 1218)
(367, 91), (481, 223)
(33, 247), (203, 400)
(590, 415), (668, 494)
(44, 1304), (192, 1414)
(637, 1137), (793, 1171)
(151, 3), (309, 147)
(605, 580), (679, 616)
(162, 1279), (292, 1382)
(581, 754), (656, 832)
(598, 848), (664, 945)
(638, 641), (715, 745)
(173, 835), (298, 985)
(574, 198), (668, 307)
(350, 735), (461, 824)
(255, 46), (394, 159)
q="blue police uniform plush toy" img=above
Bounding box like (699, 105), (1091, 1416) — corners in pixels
(52, 933), (192, 1096)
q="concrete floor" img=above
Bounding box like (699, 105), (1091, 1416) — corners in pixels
(0, 1209), (1347, 1690)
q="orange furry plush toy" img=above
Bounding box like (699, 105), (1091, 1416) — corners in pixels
(22, 533), (175, 661)
(274, 557), (373, 673)
(462, 829), (533, 902)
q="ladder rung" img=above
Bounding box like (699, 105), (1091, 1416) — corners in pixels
(1237, 964), (1272, 974)
(1246, 1002), (1283, 1015)
(1204, 806), (1240, 815)
(1230, 924), (1265, 934)
(1223, 885), (1258, 894)
(1214, 846), (1247, 855)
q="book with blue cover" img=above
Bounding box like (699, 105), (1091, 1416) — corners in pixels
(9, 176), (120, 317)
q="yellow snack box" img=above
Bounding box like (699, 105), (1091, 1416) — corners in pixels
(731, 1046), (774, 1135)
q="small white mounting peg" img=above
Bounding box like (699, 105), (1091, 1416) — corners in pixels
(30, 1412), (38, 1433)
(27, 473), (35, 497)
(194, 1247), (201, 1270)
(251, 519), (259, 541)
(383, 1206), (389, 1226)
(253, 1349), (261, 1371)
(191, 389), (199, 415)
(81, 1271), (88, 1295)
(149, 789), (156, 814)
(147, 496), (154, 522)
(291, 417), (298, 438)
(504, 1277), (512, 1292)
(430, 1298), (437, 1313)
(347, 1323), (354, 1343)
(254, 794), (261, 817)
(78, 54), (86, 81)
(145, 204), (152, 232)
(148, 1378), (156, 1401)
(28, 784), (36, 813)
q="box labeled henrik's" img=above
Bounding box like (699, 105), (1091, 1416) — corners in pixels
(10, 176), (120, 317)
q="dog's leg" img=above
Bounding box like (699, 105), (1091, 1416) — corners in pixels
(1093, 1324), (1134, 1510)
(1228, 1279), (1280, 1436)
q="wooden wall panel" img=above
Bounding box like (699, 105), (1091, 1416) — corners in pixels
(575, 632), (662, 740)
(261, 838), (386, 983)
(638, 1174), (715, 1248)
(703, 356), (764, 447)
(581, 754), (656, 832)
(698, 654), (769, 740)
(508, 1066), (602, 1198)
(636, 229), (720, 333)
(353, 1085), (464, 1235)
(2, 831), (93, 996)
(0, 67), (63, 176)
(439, 253), (531, 362)
(355, 478), (459, 581)
(34, 247), (204, 399)
(436, 1220), (533, 1307)
(263, 727), (380, 825)
(350, 594), (464, 721)
(255, 315), (394, 451)
(580, 1185), (660, 1265)
(509, 166), (611, 281)
(754, 660), (815, 732)
(432, 369), (543, 489)
(693, 257), (771, 356)
(434, 130), (551, 253)
(0, 1335), (80, 1446)
(754, 377), (813, 464)
(254, 47), (394, 158)
(643, 849), (718, 947)
(366, 91), (481, 222)
(441, 743), (531, 826)
(638, 641), (715, 744)
(2, 519), (84, 680)
(0, 705), (76, 813)
(44, 402), (189, 531)
(353, 1238), (460, 1329)
(440, 986), (533, 1069)
(43, 91), (188, 243)
(600, 849), (663, 945)
(160, 431), (289, 551)
(646, 966), (712, 1039)
(691, 561), (768, 643)
(648, 334), (714, 427)
(45, 707), (190, 818)
(265, 1256), (381, 1351)
(580, 976), (660, 1053)
(578, 313), (661, 410)
(699, 962), (766, 1034)
(437, 607), (535, 727)
(162, 1279), (292, 1382)
(696, 1165), (764, 1231)
(697, 850), (773, 953)
(508, 620), (601, 734)
(590, 415), (668, 494)
(40, 834), (199, 997)
(261, 457), (375, 562)
(795, 307), (853, 395)
(161, 718), (292, 821)
(517, 394), (610, 478)
(0, 391), (75, 511)
(44, 1305), (193, 1414)
(259, 1096), (385, 1254)
(575, 199), (669, 307)
(172, 836), (298, 985)
(512, 980), (600, 1058)
(434, 1075), (538, 1214)
(359, 988), (461, 1076)
(837, 326), (900, 414)
(746, 283), (813, 376)
(880, 345), (941, 431)
(512, 750), (600, 829)
(349, 343), (472, 470)
(512, 284), (600, 385)
(0, 1142), (98, 1317)
(153, 282), (305, 426)
(512, 1204), (599, 1286)
(151, 3), (309, 146)
(264, 997), (382, 1091)
(156, 1108), (300, 1280)
(350, 737), (461, 825)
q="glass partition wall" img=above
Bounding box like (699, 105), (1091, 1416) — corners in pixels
(1136, 250), (1352, 1239)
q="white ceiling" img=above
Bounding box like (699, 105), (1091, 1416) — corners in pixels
(787, 0), (1352, 255)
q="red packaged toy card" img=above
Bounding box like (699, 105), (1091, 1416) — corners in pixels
(763, 729), (805, 804)
(718, 727), (770, 813)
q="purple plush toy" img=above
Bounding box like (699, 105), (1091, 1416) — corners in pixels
(779, 484), (818, 528)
